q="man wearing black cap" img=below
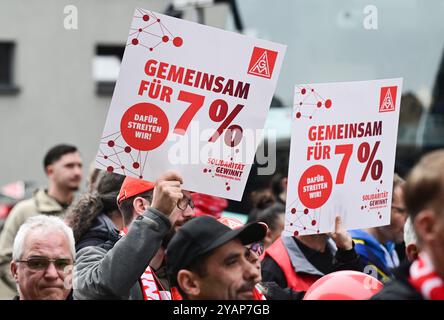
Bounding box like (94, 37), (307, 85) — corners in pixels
(166, 215), (267, 300)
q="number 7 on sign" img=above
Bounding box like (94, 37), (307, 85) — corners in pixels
(335, 144), (353, 184)
(173, 90), (205, 135)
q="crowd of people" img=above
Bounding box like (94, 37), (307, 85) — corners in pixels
(0, 143), (443, 300)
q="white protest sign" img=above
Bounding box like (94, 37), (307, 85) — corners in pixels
(285, 78), (402, 236)
(95, 8), (286, 200)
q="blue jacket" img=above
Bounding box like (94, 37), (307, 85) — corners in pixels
(349, 229), (399, 283)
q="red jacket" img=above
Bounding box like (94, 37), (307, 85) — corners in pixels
(263, 237), (320, 291)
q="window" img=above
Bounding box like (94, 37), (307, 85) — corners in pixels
(93, 45), (125, 95)
(0, 42), (19, 95)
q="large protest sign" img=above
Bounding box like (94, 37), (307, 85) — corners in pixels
(284, 78), (403, 236)
(95, 8), (286, 200)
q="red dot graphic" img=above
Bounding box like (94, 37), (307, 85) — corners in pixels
(133, 162), (140, 169)
(301, 88), (306, 94)
(139, 175), (143, 179)
(157, 19), (161, 22)
(120, 166), (125, 170)
(107, 140), (115, 147)
(304, 208), (309, 214)
(203, 168), (207, 173)
(226, 186), (231, 191)
(303, 227), (307, 230)
(325, 99), (332, 108)
(143, 15), (149, 21)
(138, 28), (142, 32)
(173, 37), (183, 47)
(162, 36), (169, 42)
(311, 220), (317, 226)
(317, 101), (322, 108)
(132, 38), (139, 45)
(104, 156), (108, 160)
(296, 112), (301, 119)
(209, 169), (212, 173)
(294, 231), (299, 236)
(124, 146), (131, 153)
(149, 48), (153, 51)
(225, 182), (228, 185)
(107, 166), (113, 172)
(291, 208), (296, 214)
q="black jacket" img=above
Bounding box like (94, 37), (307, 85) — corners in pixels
(76, 213), (120, 252)
(371, 261), (423, 300)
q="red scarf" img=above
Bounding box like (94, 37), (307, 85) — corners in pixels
(120, 228), (171, 300)
(408, 253), (444, 300)
(170, 285), (266, 300)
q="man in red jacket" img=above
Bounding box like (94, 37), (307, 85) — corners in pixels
(262, 216), (366, 292)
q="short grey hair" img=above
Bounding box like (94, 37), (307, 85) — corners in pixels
(12, 215), (76, 261)
(403, 217), (417, 246)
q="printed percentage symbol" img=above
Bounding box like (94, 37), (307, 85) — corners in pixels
(357, 141), (383, 181)
(208, 99), (244, 147)
(173, 91), (244, 148)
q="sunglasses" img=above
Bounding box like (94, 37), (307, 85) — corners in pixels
(247, 242), (264, 256)
(17, 256), (73, 271)
(177, 195), (195, 211)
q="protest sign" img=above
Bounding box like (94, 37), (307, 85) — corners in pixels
(95, 8), (286, 200)
(285, 78), (402, 235)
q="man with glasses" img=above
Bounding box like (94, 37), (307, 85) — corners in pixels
(73, 171), (194, 300)
(10, 215), (75, 300)
(350, 173), (408, 283)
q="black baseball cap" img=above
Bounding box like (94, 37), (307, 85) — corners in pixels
(166, 215), (267, 284)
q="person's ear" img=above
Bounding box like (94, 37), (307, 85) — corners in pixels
(264, 229), (273, 248)
(414, 209), (435, 244)
(10, 261), (19, 283)
(406, 243), (419, 262)
(177, 270), (200, 298)
(45, 164), (53, 177)
(132, 197), (150, 215)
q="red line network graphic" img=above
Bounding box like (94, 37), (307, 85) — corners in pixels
(96, 9), (183, 178)
(128, 8), (183, 51)
(287, 85), (333, 235)
(293, 85), (332, 120)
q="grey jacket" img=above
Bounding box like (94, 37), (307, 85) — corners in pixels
(73, 207), (171, 300)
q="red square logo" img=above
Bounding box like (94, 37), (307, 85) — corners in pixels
(247, 47), (278, 79)
(379, 86), (397, 112)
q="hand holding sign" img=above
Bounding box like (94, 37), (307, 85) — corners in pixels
(152, 171), (184, 216)
(328, 216), (353, 251)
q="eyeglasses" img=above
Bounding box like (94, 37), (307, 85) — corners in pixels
(177, 195), (195, 211)
(247, 242), (264, 257)
(17, 257), (73, 271)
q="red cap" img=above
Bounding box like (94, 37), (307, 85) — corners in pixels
(117, 176), (155, 204)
